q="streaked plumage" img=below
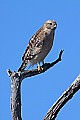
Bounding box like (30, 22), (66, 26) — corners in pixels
(18, 20), (57, 71)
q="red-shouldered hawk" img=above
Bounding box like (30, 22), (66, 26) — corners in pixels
(18, 20), (57, 71)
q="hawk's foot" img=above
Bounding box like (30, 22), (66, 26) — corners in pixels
(37, 64), (44, 72)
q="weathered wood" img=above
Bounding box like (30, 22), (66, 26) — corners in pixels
(7, 50), (64, 120)
(43, 74), (80, 120)
(7, 70), (22, 120)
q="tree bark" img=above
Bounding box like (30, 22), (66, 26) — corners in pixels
(7, 70), (22, 120)
(43, 74), (80, 120)
(7, 50), (65, 120)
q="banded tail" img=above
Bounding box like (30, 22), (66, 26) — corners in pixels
(18, 60), (28, 72)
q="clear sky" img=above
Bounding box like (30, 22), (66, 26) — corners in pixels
(0, 0), (80, 120)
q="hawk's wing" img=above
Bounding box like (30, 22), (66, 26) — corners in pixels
(22, 27), (46, 61)
(18, 27), (46, 71)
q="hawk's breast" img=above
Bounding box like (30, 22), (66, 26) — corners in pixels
(29, 31), (54, 65)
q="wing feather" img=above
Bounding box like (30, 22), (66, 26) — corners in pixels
(22, 26), (46, 61)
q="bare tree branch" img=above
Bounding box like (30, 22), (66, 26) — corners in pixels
(43, 74), (80, 120)
(7, 50), (64, 120)
(7, 69), (22, 120)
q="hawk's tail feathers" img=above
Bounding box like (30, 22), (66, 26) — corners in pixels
(18, 60), (28, 72)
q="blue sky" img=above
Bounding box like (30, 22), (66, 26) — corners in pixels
(0, 0), (80, 120)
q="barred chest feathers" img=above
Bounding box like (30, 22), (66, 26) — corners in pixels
(29, 30), (54, 65)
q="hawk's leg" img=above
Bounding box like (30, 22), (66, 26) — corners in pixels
(42, 61), (44, 65)
(37, 62), (44, 71)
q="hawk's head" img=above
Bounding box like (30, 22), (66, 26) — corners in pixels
(43, 20), (57, 30)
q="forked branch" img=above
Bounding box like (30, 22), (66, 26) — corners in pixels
(7, 50), (64, 120)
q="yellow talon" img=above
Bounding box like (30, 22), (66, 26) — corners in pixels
(37, 63), (43, 72)
(38, 64), (41, 71)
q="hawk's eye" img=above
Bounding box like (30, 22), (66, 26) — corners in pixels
(50, 23), (52, 25)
